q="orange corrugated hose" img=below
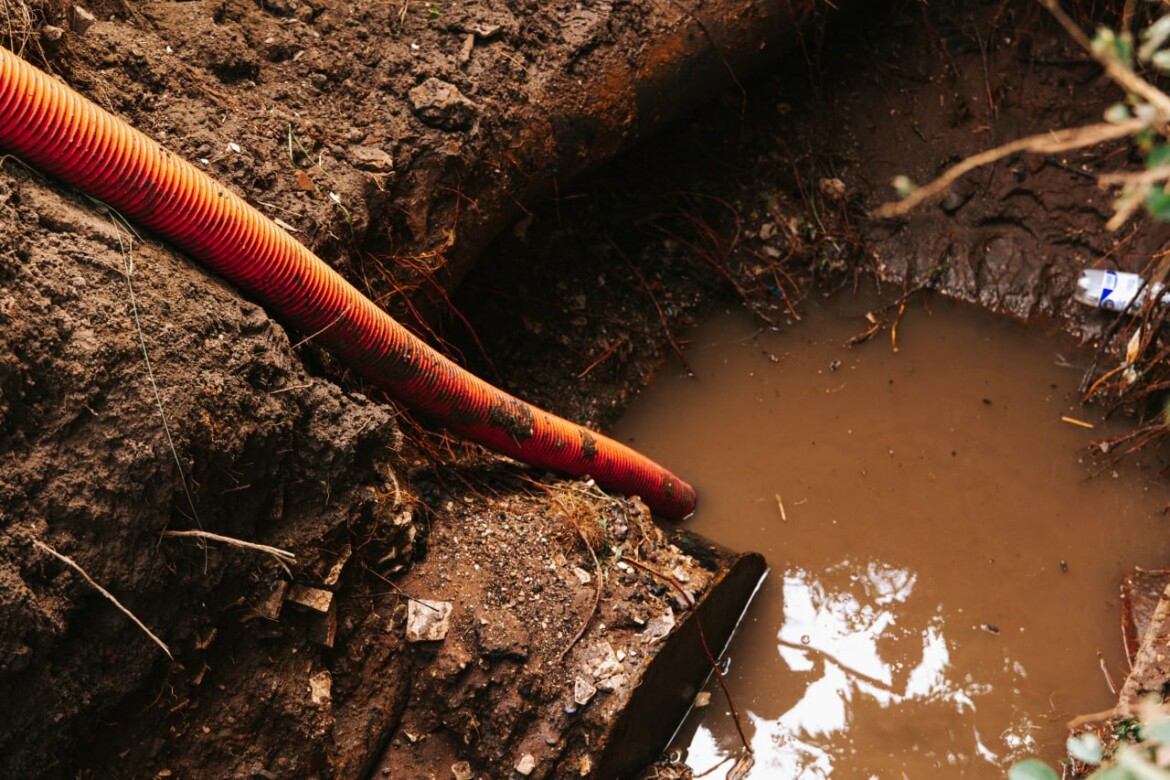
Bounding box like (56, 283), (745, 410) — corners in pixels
(0, 45), (696, 518)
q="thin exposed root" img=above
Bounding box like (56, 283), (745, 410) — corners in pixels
(624, 557), (753, 756)
(161, 529), (296, 564)
(1068, 707), (1119, 730)
(33, 538), (173, 659)
(556, 512), (604, 663)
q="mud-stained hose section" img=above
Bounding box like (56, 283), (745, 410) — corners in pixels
(0, 45), (696, 518)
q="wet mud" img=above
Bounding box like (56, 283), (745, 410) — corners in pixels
(6, 0), (1170, 774)
(613, 293), (1170, 777)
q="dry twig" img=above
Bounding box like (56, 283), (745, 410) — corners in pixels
(874, 119), (1145, 218)
(161, 529), (296, 563)
(33, 539), (173, 659)
(556, 511), (605, 663)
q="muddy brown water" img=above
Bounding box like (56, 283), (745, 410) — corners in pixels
(611, 293), (1170, 777)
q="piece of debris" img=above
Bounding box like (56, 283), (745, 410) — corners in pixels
(69, 5), (95, 34)
(409, 78), (477, 131)
(571, 566), (592, 585)
(468, 22), (502, 39)
(980, 623), (1000, 635)
(255, 579), (288, 620)
(818, 176), (847, 201)
(1060, 415), (1095, 429)
(581, 640), (622, 680)
(694, 691), (711, 708)
(1121, 568), (1170, 664)
(1120, 581), (1170, 712)
(515, 754), (536, 776)
(451, 760), (473, 780)
(308, 670), (331, 706)
(323, 544), (352, 587)
(286, 584), (333, 614)
(573, 675), (597, 707)
(641, 607), (675, 644)
(42, 25), (65, 42)
(458, 34), (475, 65)
(728, 753), (756, 780)
(349, 146), (394, 173)
(406, 599), (453, 642)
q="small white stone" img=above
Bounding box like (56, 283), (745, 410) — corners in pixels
(406, 599), (453, 642)
(641, 608), (675, 644)
(308, 670), (331, 706)
(573, 675), (597, 706)
(515, 754), (536, 776)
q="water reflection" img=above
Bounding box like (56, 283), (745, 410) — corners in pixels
(686, 561), (1030, 777)
(612, 298), (1170, 776)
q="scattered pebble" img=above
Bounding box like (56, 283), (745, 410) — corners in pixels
(69, 5), (96, 34)
(308, 670), (331, 706)
(409, 77), (477, 131)
(641, 608), (675, 644)
(406, 599), (453, 642)
(286, 584), (333, 613)
(573, 675), (597, 706)
(350, 146), (394, 173)
(515, 754), (536, 776)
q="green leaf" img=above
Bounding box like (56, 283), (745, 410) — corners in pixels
(1067, 733), (1104, 765)
(1145, 185), (1170, 222)
(1149, 144), (1170, 168)
(1008, 759), (1059, 780)
(1093, 26), (1136, 68)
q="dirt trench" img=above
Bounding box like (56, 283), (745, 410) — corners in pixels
(0, 0), (830, 776)
(3, 0), (1169, 777)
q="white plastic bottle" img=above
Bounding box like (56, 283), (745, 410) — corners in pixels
(1075, 269), (1169, 312)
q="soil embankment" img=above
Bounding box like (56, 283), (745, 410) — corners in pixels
(0, 0), (828, 775)
(3, 0), (1168, 776)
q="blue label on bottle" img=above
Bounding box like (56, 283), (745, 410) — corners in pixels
(1100, 271), (1118, 304)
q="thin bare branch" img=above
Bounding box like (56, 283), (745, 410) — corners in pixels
(875, 118), (1146, 218)
(33, 539), (173, 659)
(1039, 0), (1170, 118)
(1099, 164), (1170, 186)
(161, 529), (296, 563)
